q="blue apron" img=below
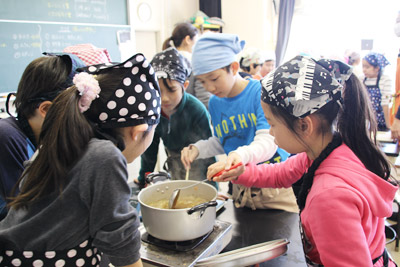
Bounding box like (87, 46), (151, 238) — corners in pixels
(364, 76), (388, 131)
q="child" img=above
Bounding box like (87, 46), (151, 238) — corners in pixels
(209, 55), (398, 266)
(259, 51), (275, 77)
(137, 47), (216, 187)
(181, 33), (298, 212)
(238, 47), (263, 80)
(345, 50), (362, 77)
(163, 22), (199, 61)
(361, 52), (392, 131)
(163, 22), (211, 110)
(0, 54), (161, 266)
(0, 53), (85, 220)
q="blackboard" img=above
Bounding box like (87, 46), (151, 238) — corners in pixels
(0, 0), (130, 94)
(0, 0), (127, 25)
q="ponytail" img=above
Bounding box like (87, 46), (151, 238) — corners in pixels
(337, 74), (390, 180)
(162, 37), (173, 50)
(9, 88), (94, 209)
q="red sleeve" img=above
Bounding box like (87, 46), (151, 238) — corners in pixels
(234, 153), (309, 188)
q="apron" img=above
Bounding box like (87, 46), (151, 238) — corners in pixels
(364, 76), (387, 131)
(299, 219), (396, 267)
(0, 239), (102, 266)
(231, 150), (298, 212)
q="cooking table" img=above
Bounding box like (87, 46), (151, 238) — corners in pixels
(216, 199), (306, 266)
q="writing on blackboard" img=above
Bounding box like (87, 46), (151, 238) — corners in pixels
(46, 0), (110, 21)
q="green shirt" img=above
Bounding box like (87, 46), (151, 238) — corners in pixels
(139, 92), (213, 182)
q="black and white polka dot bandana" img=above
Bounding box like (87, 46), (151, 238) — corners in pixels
(261, 55), (352, 118)
(79, 53), (161, 128)
(150, 47), (191, 84)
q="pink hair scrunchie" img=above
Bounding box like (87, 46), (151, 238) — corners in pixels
(73, 72), (101, 113)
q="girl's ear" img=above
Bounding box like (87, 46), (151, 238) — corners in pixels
(37, 101), (52, 118)
(183, 80), (189, 90)
(231, 61), (240, 75)
(183, 35), (192, 46)
(298, 116), (314, 137)
(129, 124), (149, 141)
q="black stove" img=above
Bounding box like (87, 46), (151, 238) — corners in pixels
(139, 220), (232, 267)
(141, 228), (214, 252)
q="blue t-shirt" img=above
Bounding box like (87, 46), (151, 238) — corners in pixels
(208, 79), (289, 163)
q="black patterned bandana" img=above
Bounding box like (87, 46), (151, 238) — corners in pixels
(261, 55), (352, 118)
(150, 47), (191, 84)
(79, 53), (161, 128)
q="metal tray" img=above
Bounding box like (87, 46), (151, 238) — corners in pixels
(195, 238), (289, 267)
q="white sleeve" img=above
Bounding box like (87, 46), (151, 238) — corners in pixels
(380, 75), (393, 106)
(193, 136), (225, 159)
(231, 129), (278, 165)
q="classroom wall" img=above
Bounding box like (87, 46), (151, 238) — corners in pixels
(221, 0), (276, 51)
(128, 0), (199, 61)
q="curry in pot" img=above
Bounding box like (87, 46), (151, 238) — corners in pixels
(148, 195), (208, 209)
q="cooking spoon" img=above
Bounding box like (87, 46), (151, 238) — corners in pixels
(169, 163), (243, 209)
(169, 179), (208, 209)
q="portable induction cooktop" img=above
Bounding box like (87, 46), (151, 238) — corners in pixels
(139, 220), (233, 267)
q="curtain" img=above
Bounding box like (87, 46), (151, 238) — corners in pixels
(275, 0), (296, 66)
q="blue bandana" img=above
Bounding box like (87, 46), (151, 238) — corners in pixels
(25, 52), (86, 104)
(363, 52), (390, 70)
(192, 33), (245, 76)
(261, 55), (352, 118)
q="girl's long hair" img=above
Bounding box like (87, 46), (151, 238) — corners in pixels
(162, 22), (198, 50)
(9, 69), (126, 209)
(15, 56), (70, 119)
(270, 74), (390, 180)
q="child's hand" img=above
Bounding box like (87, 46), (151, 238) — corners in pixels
(226, 152), (242, 168)
(391, 118), (400, 140)
(181, 145), (199, 170)
(207, 159), (245, 182)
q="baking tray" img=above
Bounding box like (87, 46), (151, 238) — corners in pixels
(195, 238), (289, 267)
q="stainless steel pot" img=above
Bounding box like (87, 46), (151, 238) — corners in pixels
(138, 179), (218, 241)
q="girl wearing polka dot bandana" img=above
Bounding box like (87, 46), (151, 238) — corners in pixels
(0, 54), (161, 267)
(208, 55), (398, 266)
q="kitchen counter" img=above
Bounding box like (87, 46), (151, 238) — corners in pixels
(216, 199), (306, 266)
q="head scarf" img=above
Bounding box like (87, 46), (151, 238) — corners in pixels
(25, 52), (86, 103)
(79, 53), (161, 128)
(150, 47), (191, 84)
(363, 52), (390, 69)
(63, 43), (112, 65)
(263, 50), (276, 62)
(192, 33), (245, 75)
(240, 47), (264, 67)
(261, 55), (352, 118)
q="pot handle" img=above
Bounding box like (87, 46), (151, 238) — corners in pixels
(187, 201), (218, 217)
(145, 171), (171, 185)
